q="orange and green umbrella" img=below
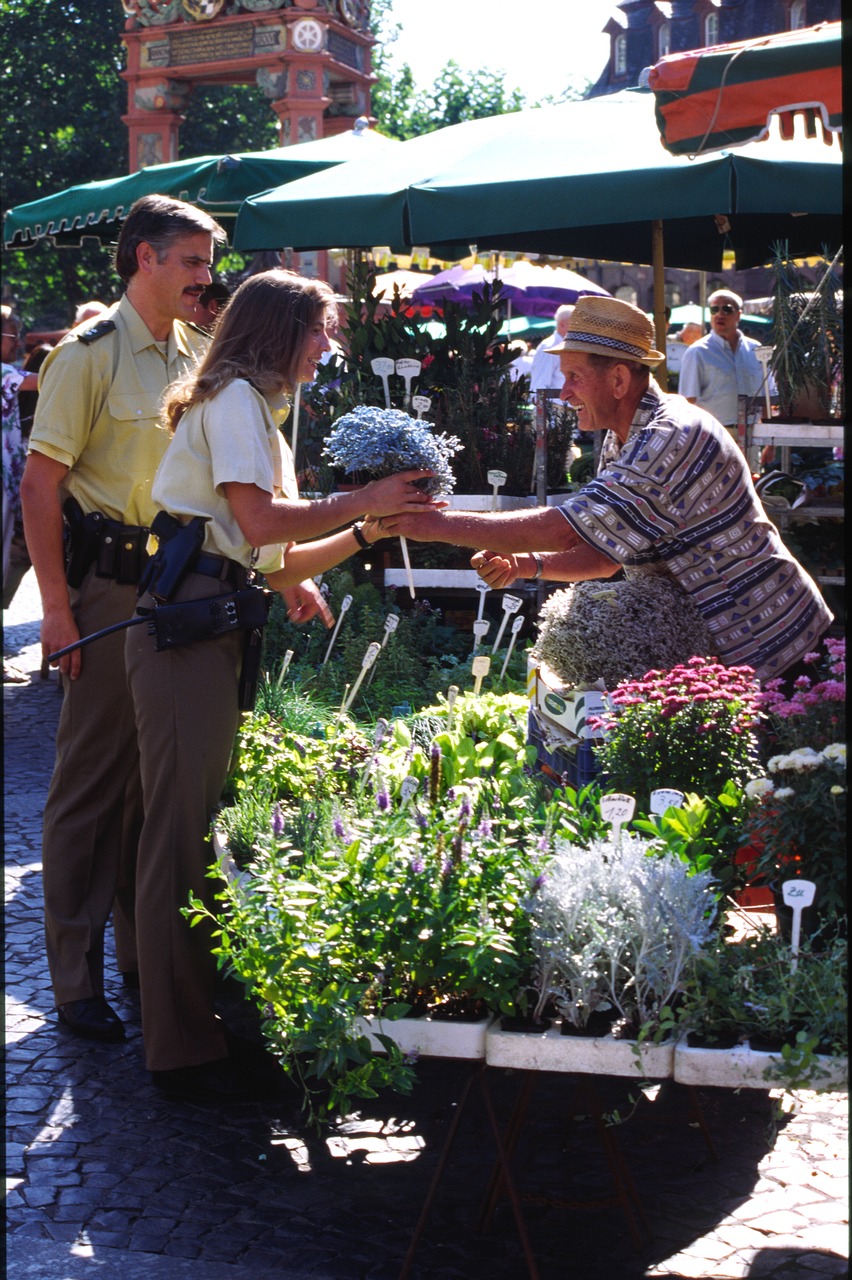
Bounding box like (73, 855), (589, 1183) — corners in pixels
(648, 21), (841, 156)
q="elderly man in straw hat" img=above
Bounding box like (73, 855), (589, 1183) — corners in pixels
(381, 296), (831, 686)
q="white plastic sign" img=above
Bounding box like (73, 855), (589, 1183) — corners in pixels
(446, 684), (459, 729)
(781, 878), (817, 969)
(491, 593), (523, 654)
(472, 618), (490, 654)
(649, 788), (685, 815)
(400, 776), (420, 804)
(276, 648), (294, 688)
(411, 394), (432, 419)
(487, 468), (507, 511)
(395, 357), (421, 408)
(475, 579), (491, 620)
(342, 641), (383, 712)
(370, 356), (395, 408)
(321, 593), (352, 666)
(600, 792), (636, 843)
(471, 653), (491, 696)
(499, 614), (525, 680)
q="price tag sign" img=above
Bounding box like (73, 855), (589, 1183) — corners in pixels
(400, 776), (420, 802)
(781, 878), (817, 968)
(487, 469), (508, 488)
(649, 788), (685, 815)
(472, 618), (490, 653)
(371, 356), (395, 407)
(492, 593), (523, 653)
(373, 718), (389, 747)
(600, 792), (635, 842)
(499, 614), (526, 680)
(471, 654), (491, 695)
(411, 394), (432, 418)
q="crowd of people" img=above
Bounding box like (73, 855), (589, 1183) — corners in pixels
(2, 198), (832, 1102)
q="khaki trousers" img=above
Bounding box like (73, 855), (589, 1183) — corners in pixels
(43, 570), (142, 1006)
(126, 572), (243, 1072)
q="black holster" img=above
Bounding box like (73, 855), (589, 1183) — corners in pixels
(63, 497), (104, 588)
(137, 512), (207, 603)
(146, 588), (272, 651)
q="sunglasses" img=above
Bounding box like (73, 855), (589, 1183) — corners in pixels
(709, 304), (739, 315)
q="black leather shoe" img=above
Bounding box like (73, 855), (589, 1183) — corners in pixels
(151, 1058), (253, 1103)
(57, 997), (126, 1042)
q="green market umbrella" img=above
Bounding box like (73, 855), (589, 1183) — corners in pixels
(648, 22), (842, 157)
(233, 90), (841, 272)
(3, 125), (400, 249)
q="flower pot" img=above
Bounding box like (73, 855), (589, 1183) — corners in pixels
(354, 1013), (492, 1060)
(485, 1020), (674, 1078)
(673, 1035), (848, 1091)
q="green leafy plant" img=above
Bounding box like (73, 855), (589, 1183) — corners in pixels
(631, 781), (750, 895)
(676, 926), (847, 1062)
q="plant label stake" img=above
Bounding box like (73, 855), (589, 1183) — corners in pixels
(322, 593), (352, 667)
(400, 775), (420, 808)
(445, 684), (459, 730)
(471, 653), (491, 697)
(755, 346), (774, 421)
(367, 614), (400, 684)
(411, 394), (432, 420)
(370, 356), (395, 409)
(290, 382), (302, 467)
(781, 878), (816, 971)
(275, 648), (294, 688)
(499, 614), (525, 680)
(649, 788), (685, 814)
(395, 357), (421, 410)
(472, 618), (490, 655)
(475, 579), (490, 621)
(487, 468), (507, 511)
(491, 593), (522, 654)
(399, 531), (416, 599)
(600, 792), (636, 845)
(342, 641), (382, 713)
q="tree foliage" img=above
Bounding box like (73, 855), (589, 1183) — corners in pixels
(1, 0), (580, 324)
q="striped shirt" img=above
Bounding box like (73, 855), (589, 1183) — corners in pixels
(558, 381), (832, 681)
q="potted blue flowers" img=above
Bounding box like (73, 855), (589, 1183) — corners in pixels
(323, 405), (462, 596)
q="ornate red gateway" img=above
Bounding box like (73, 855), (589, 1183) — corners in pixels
(120, 0), (375, 171)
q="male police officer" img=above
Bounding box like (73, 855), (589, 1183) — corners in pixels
(21, 196), (226, 1041)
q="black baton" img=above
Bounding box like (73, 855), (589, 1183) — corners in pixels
(47, 614), (148, 663)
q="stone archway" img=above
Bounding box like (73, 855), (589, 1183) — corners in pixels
(120, 0), (375, 171)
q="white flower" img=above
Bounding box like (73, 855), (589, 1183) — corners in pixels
(745, 777), (775, 799)
(773, 787), (795, 799)
(822, 742), (846, 765)
(768, 748), (823, 774)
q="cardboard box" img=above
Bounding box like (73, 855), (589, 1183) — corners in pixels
(527, 660), (606, 741)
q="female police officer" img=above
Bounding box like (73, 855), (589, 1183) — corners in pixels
(126, 269), (434, 1099)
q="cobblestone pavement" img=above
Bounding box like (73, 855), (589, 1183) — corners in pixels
(4, 570), (849, 1280)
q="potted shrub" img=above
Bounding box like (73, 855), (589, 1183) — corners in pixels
(769, 244), (843, 422)
(486, 833), (717, 1079)
(673, 926), (848, 1091)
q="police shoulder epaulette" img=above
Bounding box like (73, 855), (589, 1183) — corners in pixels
(77, 319), (117, 345)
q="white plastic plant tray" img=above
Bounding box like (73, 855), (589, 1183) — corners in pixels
(354, 1013), (493, 1060)
(485, 1021), (674, 1078)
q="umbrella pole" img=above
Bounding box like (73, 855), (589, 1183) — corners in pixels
(291, 382), (301, 468)
(652, 219), (668, 391)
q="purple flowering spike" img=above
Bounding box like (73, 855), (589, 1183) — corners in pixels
(271, 803), (285, 838)
(377, 790), (391, 812)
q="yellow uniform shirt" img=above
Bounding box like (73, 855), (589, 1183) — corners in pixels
(151, 378), (294, 578)
(29, 294), (208, 527)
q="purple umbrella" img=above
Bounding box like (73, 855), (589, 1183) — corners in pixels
(410, 259), (608, 318)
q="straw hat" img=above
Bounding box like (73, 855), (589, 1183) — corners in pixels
(551, 296), (664, 367)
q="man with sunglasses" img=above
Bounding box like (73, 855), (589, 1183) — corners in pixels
(679, 289), (770, 437)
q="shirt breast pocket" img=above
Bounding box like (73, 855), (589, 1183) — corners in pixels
(108, 392), (161, 429)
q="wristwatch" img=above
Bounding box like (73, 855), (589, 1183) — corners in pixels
(530, 553), (544, 580)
